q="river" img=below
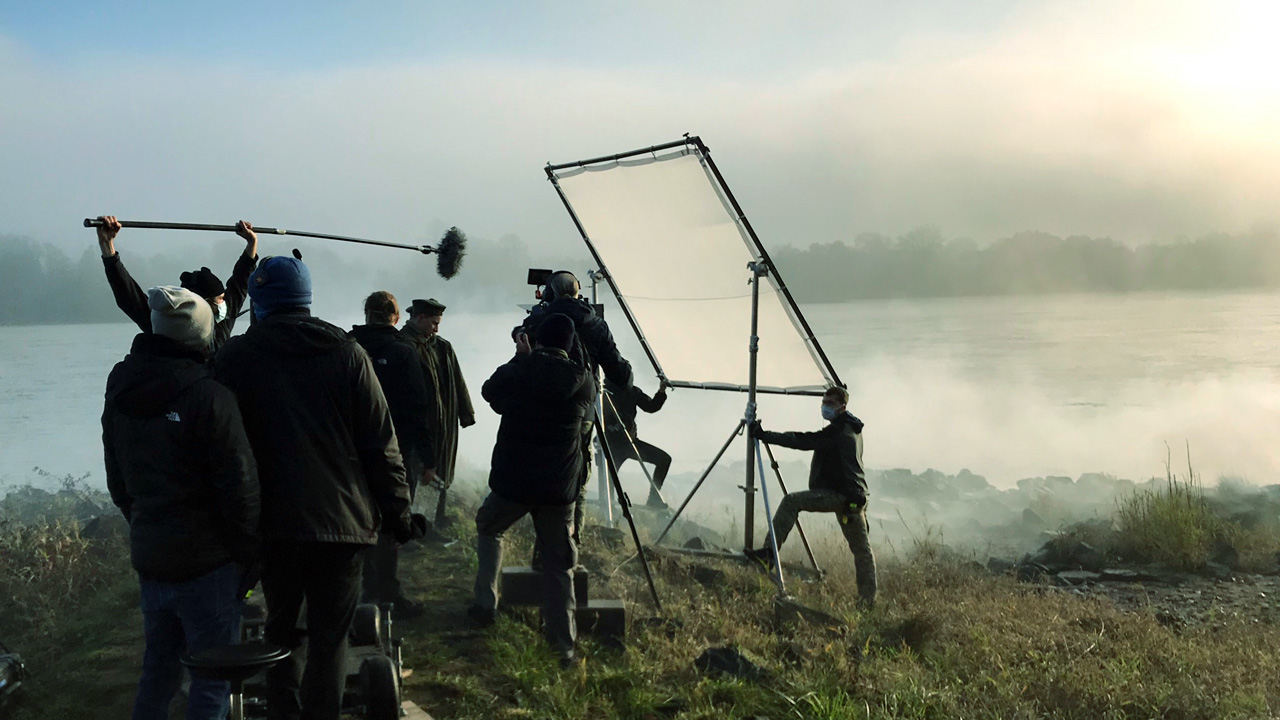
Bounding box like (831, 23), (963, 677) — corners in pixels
(3, 291), (1279, 493)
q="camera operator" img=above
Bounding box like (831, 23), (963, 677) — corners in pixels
(469, 314), (593, 668)
(518, 271), (633, 544)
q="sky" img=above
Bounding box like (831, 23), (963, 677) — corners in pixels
(2, 0), (1279, 255)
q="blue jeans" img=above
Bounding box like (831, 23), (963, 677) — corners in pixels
(134, 562), (244, 720)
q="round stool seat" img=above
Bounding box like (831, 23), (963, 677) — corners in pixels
(181, 643), (290, 682)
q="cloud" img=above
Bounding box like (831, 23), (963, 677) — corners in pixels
(2, 0), (1278, 256)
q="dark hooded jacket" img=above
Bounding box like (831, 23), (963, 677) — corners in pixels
(521, 297), (632, 392)
(603, 377), (666, 440)
(214, 309), (412, 544)
(103, 333), (260, 582)
(102, 251), (256, 350)
(756, 412), (867, 502)
(482, 348), (594, 506)
(349, 324), (435, 469)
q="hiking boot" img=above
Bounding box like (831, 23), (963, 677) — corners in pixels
(743, 546), (776, 570)
(466, 604), (496, 628)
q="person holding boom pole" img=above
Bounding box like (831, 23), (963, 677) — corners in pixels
(94, 215), (258, 351)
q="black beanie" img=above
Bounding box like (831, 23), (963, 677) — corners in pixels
(179, 267), (226, 299)
(536, 313), (575, 352)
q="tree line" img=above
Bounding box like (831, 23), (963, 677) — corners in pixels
(770, 227), (1280, 302)
(4, 227), (1280, 324)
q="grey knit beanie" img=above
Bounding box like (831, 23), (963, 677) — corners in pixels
(148, 286), (214, 352)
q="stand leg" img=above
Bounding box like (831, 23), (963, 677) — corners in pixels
(753, 438), (787, 595)
(763, 441), (821, 574)
(654, 420), (745, 546)
(595, 409), (662, 610)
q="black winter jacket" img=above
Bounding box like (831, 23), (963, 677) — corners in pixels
(103, 333), (260, 581)
(521, 297), (633, 391)
(757, 412), (867, 502)
(103, 251), (256, 350)
(482, 348), (594, 506)
(349, 324), (436, 469)
(603, 377), (666, 439)
(214, 309), (412, 545)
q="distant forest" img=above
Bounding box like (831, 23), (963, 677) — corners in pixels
(773, 227), (1280, 302)
(3, 227), (1280, 325)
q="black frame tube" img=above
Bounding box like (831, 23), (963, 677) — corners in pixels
(543, 173), (669, 383)
(545, 137), (695, 172)
(689, 138), (844, 389)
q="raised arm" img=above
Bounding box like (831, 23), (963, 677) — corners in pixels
(96, 216), (151, 332)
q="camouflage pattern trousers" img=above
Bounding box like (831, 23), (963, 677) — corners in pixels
(767, 489), (877, 605)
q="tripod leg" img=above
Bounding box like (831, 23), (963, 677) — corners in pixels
(595, 409), (662, 611)
(654, 420), (746, 546)
(753, 438), (787, 595)
(763, 442), (821, 574)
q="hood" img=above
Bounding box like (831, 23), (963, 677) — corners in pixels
(525, 348), (589, 400)
(841, 412), (865, 433)
(545, 297), (595, 326)
(349, 324), (402, 354)
(107, 334), (210, 417)
(243, 310), (353, 357)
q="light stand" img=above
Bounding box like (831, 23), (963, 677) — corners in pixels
(654, 262), (820, 593)
(587, 269), (616, 528)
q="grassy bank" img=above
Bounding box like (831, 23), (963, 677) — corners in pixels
(3, 476), (1279, 719)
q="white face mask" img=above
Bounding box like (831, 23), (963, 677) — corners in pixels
(212, 301), (228, 324)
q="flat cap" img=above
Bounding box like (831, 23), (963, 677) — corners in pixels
(407, 298), (447, 315)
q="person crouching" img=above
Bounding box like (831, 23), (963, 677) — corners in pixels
(103, 286), (260, 720)
(468, 314), (593, 668)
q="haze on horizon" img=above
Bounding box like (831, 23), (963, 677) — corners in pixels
(2, 0), (1279, 257)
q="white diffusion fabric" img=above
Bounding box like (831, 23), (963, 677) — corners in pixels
(553, 150), (832, 392)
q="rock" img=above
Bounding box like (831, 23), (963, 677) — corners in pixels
(1210, 537), (1239, 569)
(987, 557), (1015, 574)
(1203, 562), (1232, 581)
(1064, 541), (1106, 572)
(694, 646), (767, 680)
(1056, 570), (1101, 586)
(682, 536), (707, 550)
(1098, 568), (1160, 583)
(774, 597), (845, 635)
(1021, 508), (1046, 530)
(583, 525), (626, 551)
(690, 565), (726, 589)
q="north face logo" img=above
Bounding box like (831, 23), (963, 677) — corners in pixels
(166, 411), (181, 422)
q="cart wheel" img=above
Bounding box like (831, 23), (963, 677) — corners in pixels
(351, 603), (381, 647)
(359, 655), (400, 720)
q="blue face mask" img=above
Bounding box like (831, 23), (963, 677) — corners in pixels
(821, 404), (840, 421)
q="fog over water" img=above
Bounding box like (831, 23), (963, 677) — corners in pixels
(5, 291), (1279, 511)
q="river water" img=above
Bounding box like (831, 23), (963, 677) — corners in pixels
(3, 291), (1280, 493)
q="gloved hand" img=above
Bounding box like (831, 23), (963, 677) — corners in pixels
(748, 419), (763, 437)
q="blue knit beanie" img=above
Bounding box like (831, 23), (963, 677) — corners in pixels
(249, 256), (312, 319)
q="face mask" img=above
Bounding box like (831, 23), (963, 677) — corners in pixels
(212, 301), (228, 324)
(821, 405), (839, 421)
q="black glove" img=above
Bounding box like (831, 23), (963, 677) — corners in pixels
(748, 419), (763, 437)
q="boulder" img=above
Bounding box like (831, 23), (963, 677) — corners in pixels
(694, 646), (767, 680)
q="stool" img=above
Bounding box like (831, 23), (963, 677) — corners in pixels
(181, 642), (290, 720)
